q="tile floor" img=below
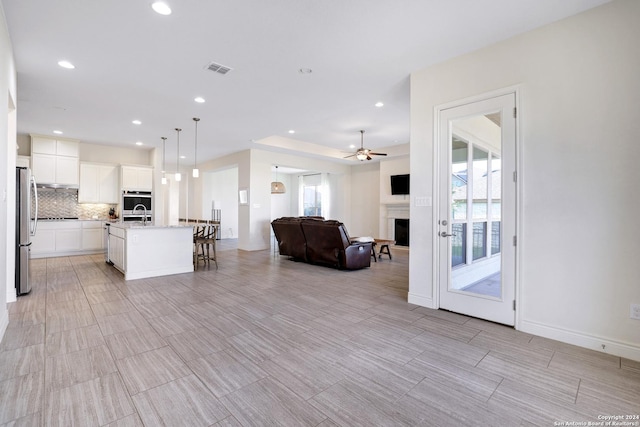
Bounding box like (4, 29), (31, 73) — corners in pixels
(1, 242), (639, 426)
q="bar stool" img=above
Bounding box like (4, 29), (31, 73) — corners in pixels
(193, 225), (205, 266)
(194, 225), (218, 269)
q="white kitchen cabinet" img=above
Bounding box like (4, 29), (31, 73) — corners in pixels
(31, 135), (80, 186)
(31, 136), (57, 154)
(56, 140), (78, 157)
(31, 220), (104, 258)
(99, 166), (119, 203)
(79, 163), (119, 203)
(17, 156), (30, 168)
(108, 223), (193, 280)
(109, 226), (126, 271)
(121, 166), (153, 191)
(79, 164), (98, 202)
(82, 221), (104, 250)
(31, 154), (56, 184)
(30, 229), (56, 254)
(55, 229), (82, 251)
(55, 156), (79, 186)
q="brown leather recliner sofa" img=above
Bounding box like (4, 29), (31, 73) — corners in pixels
(271, 217), (372, 270)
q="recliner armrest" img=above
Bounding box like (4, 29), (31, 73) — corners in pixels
(343, 242), (372, 270)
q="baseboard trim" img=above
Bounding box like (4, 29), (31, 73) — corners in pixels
(0, 308), (9, 345)
(124, 265), (194, 281)
(408, 292), (435, 309)
(520, 319), (640, 362)
(6, 287), (16, 303)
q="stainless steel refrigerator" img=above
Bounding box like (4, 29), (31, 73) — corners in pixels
(15, 167), (38, 296)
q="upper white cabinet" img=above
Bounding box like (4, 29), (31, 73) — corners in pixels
(16, 156), (30, 168)
(31, 135), (79, 186)
(121, 165), (152, 191)
(79, 162), (119, 203)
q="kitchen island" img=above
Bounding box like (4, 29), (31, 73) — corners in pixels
(108, 222), (193, 280)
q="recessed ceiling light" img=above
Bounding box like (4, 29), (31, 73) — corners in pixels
(135, 141), (143, 146)
(299, 68), (313, 74)
(288, 130), (295, 134)
(180, 155), (186, 159)
(58, 60), (75, 69)
(151, 1), (172, 15)
(349, 144), (356, 149)
(375, 102), (384, 108)
(194, 97), (205, 103)
(53, 130), (63, 135)
(132, 120), (142, 125)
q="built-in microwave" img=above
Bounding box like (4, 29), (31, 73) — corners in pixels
(122, 191), (152, 216)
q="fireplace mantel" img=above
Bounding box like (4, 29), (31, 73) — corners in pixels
(382, 203), (409, 241)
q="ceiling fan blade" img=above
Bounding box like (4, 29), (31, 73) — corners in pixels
(369, 152), (388, 156)
(366, 154), (372, 161)
(343, 153), (356, 159)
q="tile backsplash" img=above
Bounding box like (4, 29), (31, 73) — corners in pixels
(34, 189), (117, 219)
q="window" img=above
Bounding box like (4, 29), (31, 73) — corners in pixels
(451, 223), (467, 267)
(301, 173), (324, 217)
(472, 222), (487, 260)
(303, 184), (322, 216)
(451, 136), (501, 267)
(491, 222), (501, 255)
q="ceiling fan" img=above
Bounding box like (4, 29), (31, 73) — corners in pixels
(344, 130), (388, 161)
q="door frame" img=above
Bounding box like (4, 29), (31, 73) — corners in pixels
(432, 85), (523, 329)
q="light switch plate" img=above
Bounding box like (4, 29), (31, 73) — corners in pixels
(631, 303), (640, 320)
(414, 196), (432, 207)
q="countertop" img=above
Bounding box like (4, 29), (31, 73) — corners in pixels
(109, 222), (193, 230)
(36, 218), (110, 222)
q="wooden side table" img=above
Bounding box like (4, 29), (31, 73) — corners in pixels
(374, 239), (395, 260)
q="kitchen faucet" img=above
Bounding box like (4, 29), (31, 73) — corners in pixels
(132, 204), (148, 225)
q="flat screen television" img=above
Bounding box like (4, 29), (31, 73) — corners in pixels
(390, 174), (410, 195)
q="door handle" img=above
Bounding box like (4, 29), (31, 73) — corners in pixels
(440, 231), (456, 237)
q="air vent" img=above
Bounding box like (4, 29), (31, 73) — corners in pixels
(205, 61), (233, 75)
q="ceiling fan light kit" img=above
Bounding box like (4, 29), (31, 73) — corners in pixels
(345, 130), (388, 161)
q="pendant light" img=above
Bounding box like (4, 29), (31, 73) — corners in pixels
(271, 165), (286, 194)
(175, 128), (182, 182)
(161, 136), (167, 185)
(192, 117), (200, 178)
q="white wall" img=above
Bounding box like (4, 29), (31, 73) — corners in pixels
(349, 162), (380, 238)
(379, 156), (410, 205)
(80, 142), (152, 165)
(0, 3), (17, 337)
(203, 167), (239, 239)
(409, 0), (640, 360)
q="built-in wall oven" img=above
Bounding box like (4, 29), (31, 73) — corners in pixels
(122, 191), (152, 222)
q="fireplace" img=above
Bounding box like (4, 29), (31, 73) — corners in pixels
(394, 219), (409, 246)
(384, 204), (409, 246)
